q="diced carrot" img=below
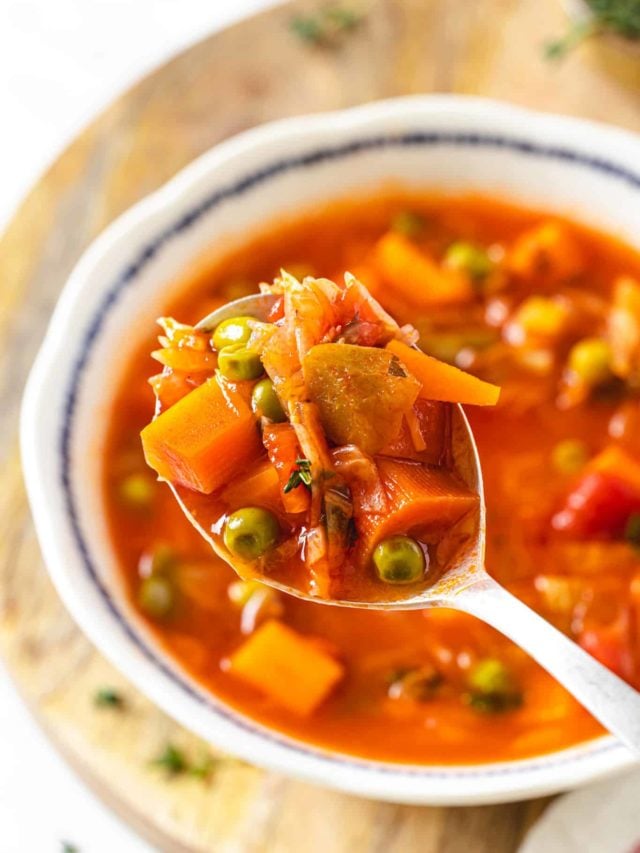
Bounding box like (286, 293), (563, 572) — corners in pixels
(507, 221), (584, 282)
(227, 620), (344, 715)
(141, 375), (261, 493)
(221, 462), (283, 513)
(375, 232), (473, 306)
(262, 423), (310, 514)
(151, 348), (217, 372)
(386, 340), (500, 406)
(357, 458), (478, 558)
(609, 276), (640, 378)
(379, 399), (450, 465)
(589, 445), (640, 494)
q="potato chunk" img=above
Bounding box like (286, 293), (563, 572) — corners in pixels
(303, 343), (420, 454)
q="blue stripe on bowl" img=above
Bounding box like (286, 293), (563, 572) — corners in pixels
(60, 130), (636, 779)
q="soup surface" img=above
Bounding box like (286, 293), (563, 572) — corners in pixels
(103, 193), (640, 764)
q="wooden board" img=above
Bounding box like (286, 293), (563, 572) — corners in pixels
(2, 0), (640, 849)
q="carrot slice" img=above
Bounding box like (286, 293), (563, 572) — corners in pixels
(141, 375), (261, 493)
(375, 232), (473, 306)
(227, 620), (344, 715)
(222, 462), (283, 513)
(262, 423), (310, 514)
(357, 459), (478, 559)
(386, 340), (500, 406)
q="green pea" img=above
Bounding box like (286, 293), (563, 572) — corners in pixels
(465, 658), (522, 714)
(224, 507), (279, 561)
(568, 338), (613, 386)
(391, 210), (426, 239)
(138, 575), (175, 619)
(251, 378), (286, 422)
(373, 535), (426, 584)
(468, 658), (513, 696)
(444, 241), (494, 281)
(212, 316), (256, 351)
(218, 345), (264, 381)
(551, 439), (590, 475)
(118, 472), (155, 509)
(148, 544), (176, 575)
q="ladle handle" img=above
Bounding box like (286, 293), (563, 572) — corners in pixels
(449, 575), (640, 756)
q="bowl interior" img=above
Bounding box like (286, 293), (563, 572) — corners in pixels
(23, 97), (640, 804)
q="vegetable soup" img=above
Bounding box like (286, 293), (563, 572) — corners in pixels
(104, 193), (640, 764)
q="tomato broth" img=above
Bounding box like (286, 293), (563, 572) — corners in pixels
(103, 193), (640, 764)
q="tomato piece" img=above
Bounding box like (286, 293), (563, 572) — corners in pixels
(552, 471), (640, 538)
(578, 610), (635, 682)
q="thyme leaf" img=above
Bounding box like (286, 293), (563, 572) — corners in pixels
(151, 743), (187, 776)
(151, 743), (218, 781)
(283, 458), (313, 493)
(290, 5), (364, 47)
(94, 687), (125, 709)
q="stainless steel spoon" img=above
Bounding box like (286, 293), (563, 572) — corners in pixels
(175, 293), (640, 755)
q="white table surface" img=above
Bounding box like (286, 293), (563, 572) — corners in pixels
(2, 2), (638, 850)
(0, 2), (273, 850)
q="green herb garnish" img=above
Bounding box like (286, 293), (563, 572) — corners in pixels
(94, 687), (125, 709)
(290, 5), (364, 47)
(283, 458), (313, 493)
(61, 844), (79, 853)
(151, 743), (188, 776)
(545, 0), (640, 59)
(151, 743), (217, 781)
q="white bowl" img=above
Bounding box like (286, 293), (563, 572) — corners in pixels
(21, 96), (640, 805)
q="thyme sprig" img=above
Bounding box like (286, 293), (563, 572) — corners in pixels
(284, 458), (313, 493)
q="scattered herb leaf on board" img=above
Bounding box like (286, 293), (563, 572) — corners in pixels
(545, 0), (640, 59)
(290, 5), (364, 47)
(94, 687), (126, 709)
(151, 743), (217, 781)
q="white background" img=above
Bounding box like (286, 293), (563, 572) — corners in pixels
(0, 1), (274, 851)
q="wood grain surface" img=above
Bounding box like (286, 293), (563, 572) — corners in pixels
(2, 0), (640, 850)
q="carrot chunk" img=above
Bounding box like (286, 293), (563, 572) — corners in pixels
(228, 620), (344, 715)
(357, 458), (478, 557)
(262, 423), (310, 514)
(386, 340), (500, 406)
(222, 462), (283, 512)
(508, 221), (584, 282)
(379, 399), (450, 465)
(375, 232), (473, 306)
(141, 375), (261, 493)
